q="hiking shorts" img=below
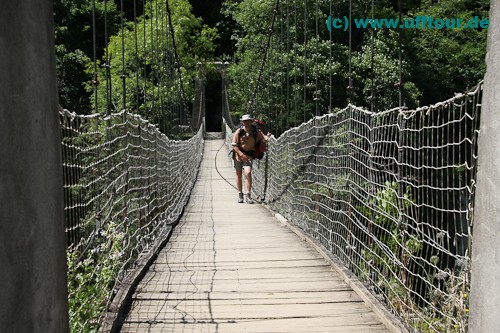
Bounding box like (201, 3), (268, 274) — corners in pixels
(233, 158), (253, 171)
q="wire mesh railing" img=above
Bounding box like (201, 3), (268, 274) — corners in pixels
(243, 83), (482, 333)
(61, 109), (203, 331)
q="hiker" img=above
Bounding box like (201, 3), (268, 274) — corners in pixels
(231, 114), (268, 204)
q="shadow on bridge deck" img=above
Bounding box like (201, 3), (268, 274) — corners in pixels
(119, 138), (400, 333)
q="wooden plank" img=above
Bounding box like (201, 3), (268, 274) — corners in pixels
(120, 139), (397, 333)
(121, 318), (388, 333)
(133, 290), (363, 303)
(125, 302), (377, 321)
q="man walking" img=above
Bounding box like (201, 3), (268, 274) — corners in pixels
(231, 114), (267, 204)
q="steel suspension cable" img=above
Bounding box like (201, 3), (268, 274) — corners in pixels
(329, 0), (332, 112)
(158, 0), (166, 134)
(133, 0), (140, 112)
(279, 3), (284, 130)
(165, 0), (192, 131)
(143, 0), (148, 119)
(165, 10), (173, 136)
(398, 0), (404, 108)
(293, 1), (299, 123)
(268, 23), (276, 133)
(161, 1), (170, 134)
(247, 0), (281, 114)
(286, 0), (290, 129)
(104, 0), (112, 115)
(150, 2), (156, 120)
(370, 0), (376, 112)
(348, 0), (353, 101)
(92, 0), (99, 114)
(120, 0), (126, 110)
(315, 0), (319, 117)
(154, 0), (162, 128)
(303, 0), (307, 122)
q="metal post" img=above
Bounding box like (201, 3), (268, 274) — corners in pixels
(0, 1), (69, 332)
(470, 1), (500, 332)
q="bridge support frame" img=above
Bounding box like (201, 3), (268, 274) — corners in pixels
(0, 1), (69, 331)
(470, 0), (500, 332)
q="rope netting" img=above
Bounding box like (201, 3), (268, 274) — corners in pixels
(58, 0), (207, 329)
(61, 109), (203, 330)
(228, 83), (482, 333)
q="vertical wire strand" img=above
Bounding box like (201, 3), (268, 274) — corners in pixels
(279, 1), (284, 131)
(348, 0), (353, 102)
(165, 0), (191, 131)
(286, 0), (290, 129)
(166, 11), (173, 136)
(303, 0), (307, 122)
(120, 0), (126, 110)
(92, 0), (99, 114)
(247, 0), (281, 115)
(143, 0), (148, 119)
(90, 0), (102, 218)
(154, 0), (161, 126)
(294, 0), (298, 126)
(398, 0), (404, 108)
(315, 0), (319, 117)
(169, 12), (175, 136)
(104, 0), (112, 115)
(159, 0), (167, 134)
(155, 0), (165, 128)
(133, 0), (140, 113)
(150, 1), (156, 122)
(371, 0), (375, 112)
(329, 0), (332, 112)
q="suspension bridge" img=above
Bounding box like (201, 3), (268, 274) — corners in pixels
(1, 1), (500, 333)
(113, 137), (398, 333)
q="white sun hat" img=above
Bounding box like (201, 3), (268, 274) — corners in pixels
(240, 114), (253, 121)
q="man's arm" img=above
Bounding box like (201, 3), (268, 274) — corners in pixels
(232, 129), (249, 162)
(257, 131), (268, 150)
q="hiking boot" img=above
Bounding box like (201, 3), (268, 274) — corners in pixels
(238, 192), (244, 203)
(246, 193), (254, 204)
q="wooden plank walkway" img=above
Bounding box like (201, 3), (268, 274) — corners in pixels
(120, 138), (397, 333)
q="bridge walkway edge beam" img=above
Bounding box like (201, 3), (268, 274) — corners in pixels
(268, 211), (409, 333)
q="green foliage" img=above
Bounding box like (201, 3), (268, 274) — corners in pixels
(54, 0), (218, 127)
(223, 0), (487, 135)
(351, 30), (422, 110)
(357, 180), (469, 332)
(67, 222), (124, 333)
(90, 0), (218, 125)
(54, 0), (120, 112)
(406, 0), (488, 105)
(358, 181), (422, 312)
(56, 46), (93, 112)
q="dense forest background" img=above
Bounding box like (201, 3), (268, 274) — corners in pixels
(54, 0), (489, 134)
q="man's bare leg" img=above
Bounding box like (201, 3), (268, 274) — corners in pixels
(244, 167), (253, 204)
(236, 168), (244, 203)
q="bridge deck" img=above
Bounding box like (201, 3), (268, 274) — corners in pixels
(120, 138), (394, 333)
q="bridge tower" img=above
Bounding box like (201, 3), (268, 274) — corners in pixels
(0, 1), (69, 332)
(471, 1), (500, 332)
